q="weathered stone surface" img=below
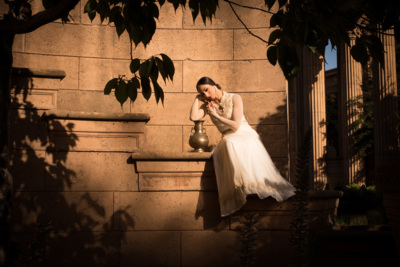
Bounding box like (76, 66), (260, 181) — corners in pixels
(139, 172), (217, 191)
(45, 231), (121, 266)
(45, 119), (146, 152)
(183, 60), (286, 93)
(241, 92), (287, 124)
(45, 152), (137, 191)
(12, 34), (25, 52)
(130, 92), (195, 125)
(30, 0), (81, 25)
(79, 57), (116, 91)
(25, 23), (114, 58)
(181, 230), (239, 267)
(11, 89), (57, 110)
(256, 124), (288, 157)
(10, 149), (46, 192)
(13, 53), (79, 90)
(183, 0), (270, 29)
(144, 125), (183, 152)
(57, 90), (130, 113)
(114, 29), (233, 60)
(10, 109), (48, 151)
(121, 231), (180, 267)
(117, 191), (227, 230)
(12, 192), (114, 232)
(234, 28), (270, 60)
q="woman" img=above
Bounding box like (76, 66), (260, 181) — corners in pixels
(190, 77), (296, 217)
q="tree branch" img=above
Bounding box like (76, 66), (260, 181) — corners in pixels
(226, 1), (269, 45)
(0, 0), (80, 34)
(224, 0), (275, 15)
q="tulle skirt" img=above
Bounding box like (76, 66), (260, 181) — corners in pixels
(212, 124), (296, 217)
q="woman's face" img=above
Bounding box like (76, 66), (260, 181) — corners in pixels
(197, 84), (217, 102)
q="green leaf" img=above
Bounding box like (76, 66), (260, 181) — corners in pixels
(277, 43), (300, 80)
(104, 78), (118, 95)
(141, 76), (152, 100)
(160, 54), (175, 81)
(365, 35), (384, 65)
(267, 46), (278, 66)
(265, 0), (276, 10)
(139, 60), (150, 78)
(130, 58), (141, 73)
(83, 0), (91, 13)
(127, 80), (138, 103)
(155, 57), (167, 83)
(350, 39), (369, 66)
(115, 80), (128, 107)
(189, 0), (199, 22)
(150, 2), (159, 19)
(278, 0), (287, 8)
(268, 29), (281, 44)
(151, 77), (164, 105)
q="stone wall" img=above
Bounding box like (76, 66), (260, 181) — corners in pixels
(6, 1), (296, 266)
(10, 0), (288, 174)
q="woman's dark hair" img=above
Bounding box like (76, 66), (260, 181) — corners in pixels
(196, 77), (221, 90)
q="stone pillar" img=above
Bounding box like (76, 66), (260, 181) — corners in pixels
(338, 40), (364, 185)
(373, 28), (399, 168)
(294, 47), (327, 189)
(372, 27), (400, 256)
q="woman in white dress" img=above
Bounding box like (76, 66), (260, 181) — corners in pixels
(190, 77), (296, 217)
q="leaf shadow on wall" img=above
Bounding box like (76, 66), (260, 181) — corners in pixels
(9, 70), (134, 266)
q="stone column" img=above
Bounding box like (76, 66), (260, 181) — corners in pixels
(372, 27), (400, 256)
(294, 47), (327, 189)
(338, 40), (364, 185)
(373, 28), (399, 168)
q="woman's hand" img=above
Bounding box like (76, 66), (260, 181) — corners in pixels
(206, 101), (218, 117)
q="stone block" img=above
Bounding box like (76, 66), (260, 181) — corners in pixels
(12, 192), (114, 232)
(181, 230), (239, 267)
(45, 152), (137, 191)
(234, 28), (270, 60)
(255, 124), (288, 157)
(25, 23), (114, 58)
(10, 149), (46, 192)
(45, 119), (146, 152)
(121, 231), (180, 267)
(45, 231), (121, 266)
(13, 53), (79, 90)
(130, 92), (195, 125)
(11, 89), (57, 110)
(183, 0), (270, 29)
(79, 57), (116, 91)
(114, 29), (233, 60)
(183, 124), (221, 152)
(12, 34), (25, 52)
(183, 60), (286, 93)
(57, 90), (130, 113)
(139, 172), (217, 191)
(136, 160), (213, 173)
(241, 92), (287, 124)
(144, 125), (183, 152)
(117, 191), (227, 230)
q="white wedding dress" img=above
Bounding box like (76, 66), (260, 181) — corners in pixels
(210, 92), (296, 217)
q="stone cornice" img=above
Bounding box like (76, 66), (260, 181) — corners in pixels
(130, 152), (213, 161)
(42, 110), (150, 122)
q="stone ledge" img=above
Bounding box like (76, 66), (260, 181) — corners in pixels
(42, 110), (150, 122)
(12, 67), (66, 79)
(130, 151), (213, 161)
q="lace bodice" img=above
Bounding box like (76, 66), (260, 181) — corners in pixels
(210, 92), (247, 134)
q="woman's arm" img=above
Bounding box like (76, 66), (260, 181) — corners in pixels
(208, 94), (243, 132)
(190, 95), (207, 121)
